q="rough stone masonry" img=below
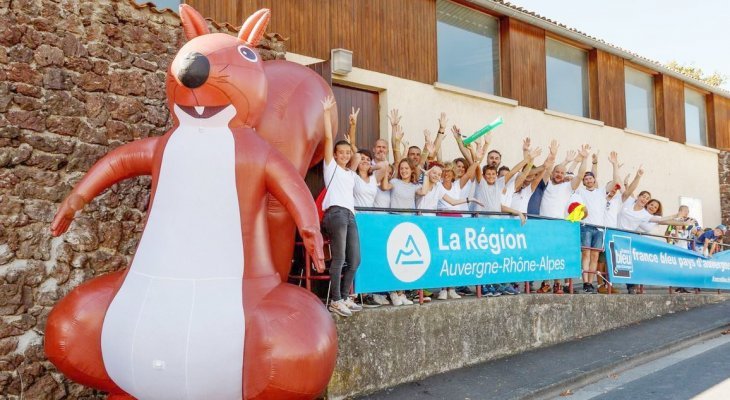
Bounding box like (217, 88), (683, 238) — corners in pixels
(0, 0), (285, 398)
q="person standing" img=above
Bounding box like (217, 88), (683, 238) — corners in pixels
(320, 97), (362, 317)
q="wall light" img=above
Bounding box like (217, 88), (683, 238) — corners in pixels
(331, 48), (353, 75)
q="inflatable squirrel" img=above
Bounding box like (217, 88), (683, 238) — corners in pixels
(45, 5), (337, 399)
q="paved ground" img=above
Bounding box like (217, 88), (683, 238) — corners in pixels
(572, 335), (730, 399)
(358, 300), (730, 400)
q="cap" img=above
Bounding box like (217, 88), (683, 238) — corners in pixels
(584, 171), (595, 178)
(716, 224), (727, 231)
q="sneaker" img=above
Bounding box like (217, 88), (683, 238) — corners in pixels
(537, 282), (551, 293)
(400, 294), (414, 305)
(421, 295), (432, 303)
(627, 287), (637, 294)
(360, 296), (381, 308)
(328, 300), (352, 317)
(447, 288), (462, 299)
(675, 287), (690, 294)
(553, 283), (564, 294)
(501, 286), (518, 295)
(390, 292), (403, 306)
(437, 289), (448, 300)
(456, 286), (476, 296)
(343, 297), (363, 312)
(422, 289), (434, 297)
(582, 284), (592, 294)
(488, 285), (501, 297)
(372, 294), (391, 305)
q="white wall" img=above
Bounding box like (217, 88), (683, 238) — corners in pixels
(286, 53), (721, 226)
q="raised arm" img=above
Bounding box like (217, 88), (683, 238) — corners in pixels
(391, 126), (405, 164)
(422, 130), (435, 162)
(505, 147), (541, 185)
(608, 151), (621, 188)
(431, 112), (448, 162)
(452, 125), (474, 165)
(623, 165), (643, 201)
(51, 137), (159, 236)
(266, 148), (325, 272)
(345, 107), (361, 170)
(347, 106), (360, 150)
(542, 140), (559, 184)
(591, 151), (599, 179)
(459, 139), (487, 187)
(571, 144), (591, 191)
(322, 96), (336, 165)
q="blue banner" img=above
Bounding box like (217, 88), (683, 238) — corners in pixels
(605, 229), (730, 289)
(353, 213), (581, 293)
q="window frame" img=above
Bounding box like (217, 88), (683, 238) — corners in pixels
(435, 0), (502, 96)
(624, 66), (657, 135)
(545, 37), (590, 118)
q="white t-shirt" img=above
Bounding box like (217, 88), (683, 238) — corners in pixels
(577, 186), (607, 226)
(617, 198), (653, 231)
(540, 180), (574, 218)
(473, 180), (501, 212)
(605, 195), (623, 228)
(354, 175), (377, 207)
(511, 185), (533, 214)
(389, 179), (420, 209)
(438, 180), (469, 211)
(322, 159), (356, 214)
(373, 187), (391, 208)
(418, 182), (448, 210)
(500, 175), (517, 207)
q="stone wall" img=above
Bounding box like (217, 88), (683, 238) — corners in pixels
(328, 294), (730, 399)
(0, 0), (284, 398)
(719, 151), (730, 227)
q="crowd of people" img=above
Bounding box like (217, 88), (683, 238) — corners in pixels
(317, 97), (725, 317)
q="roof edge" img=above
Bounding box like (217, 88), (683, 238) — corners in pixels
(473, 0), (730, 97)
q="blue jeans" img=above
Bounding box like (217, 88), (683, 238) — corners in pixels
(322, 206), (361, 302)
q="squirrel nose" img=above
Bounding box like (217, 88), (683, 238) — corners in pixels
(177, 52), (210, 89)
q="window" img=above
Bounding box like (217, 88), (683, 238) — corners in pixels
(546, 38), (589, 117)
(684, 88), (708, 146)
(624, 67), (656, 134)
(437, 0), (500, 95)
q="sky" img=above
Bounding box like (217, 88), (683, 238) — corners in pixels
(508, 0), (730, 89)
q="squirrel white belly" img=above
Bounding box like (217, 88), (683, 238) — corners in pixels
(101, 107), (245, 399)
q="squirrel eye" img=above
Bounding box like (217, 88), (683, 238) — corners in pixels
(237, 45), (258, 62)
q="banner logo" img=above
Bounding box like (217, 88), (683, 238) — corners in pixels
(387, 222), (431, 282)
(610, 235), (633, 278)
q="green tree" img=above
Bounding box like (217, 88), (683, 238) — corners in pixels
(666, 61), (727, 87)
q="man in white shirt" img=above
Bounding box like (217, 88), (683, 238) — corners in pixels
(539, 144), (590, 219)
(537, 144), (589, 294)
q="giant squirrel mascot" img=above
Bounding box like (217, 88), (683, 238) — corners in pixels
(45, 5), (338, 399)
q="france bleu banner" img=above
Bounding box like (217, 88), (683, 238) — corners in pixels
(353, 213), (581, 293)
(605, 229), (730, 289)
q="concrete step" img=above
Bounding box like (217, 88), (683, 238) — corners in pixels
(356, 300), (730, 399)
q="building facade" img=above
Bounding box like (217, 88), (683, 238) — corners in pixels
(185, 0), (730, 227)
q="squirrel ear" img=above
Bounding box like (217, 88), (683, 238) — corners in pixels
(238, 8), (271, 46)
(179, 4), (210, 40)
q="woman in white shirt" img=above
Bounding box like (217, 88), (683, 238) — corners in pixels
(618, 190), (690, 293)
(321, 97), (363, 317)
(354, 149), (378, 208)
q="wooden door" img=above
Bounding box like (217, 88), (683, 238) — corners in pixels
(333, 84), (380, 152)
